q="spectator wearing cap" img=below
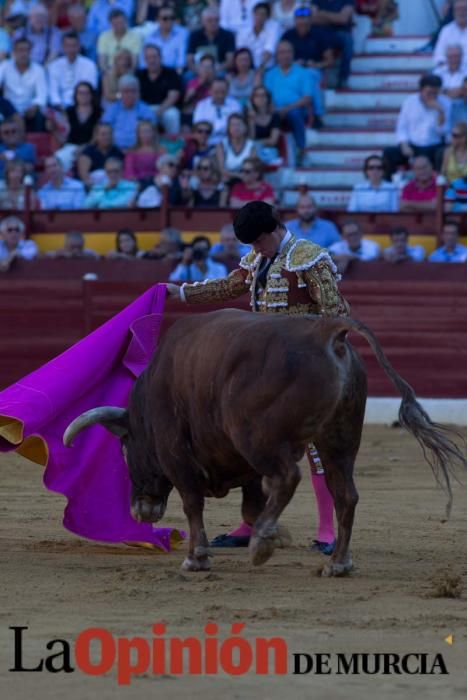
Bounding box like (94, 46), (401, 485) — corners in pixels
(383, 74), (451, 178)
(236, 2), (281, 71)
(193, 78), (241, 144)
(102, 75), (156, 150)
(86, 0), (134, 37)
(286, 193), (341, 248)
(135, 44), (182, 135)
(13, 3), (62, 65)
(48, 32), (99, 110)
(0, 38), (48, 131)
(98, 9), (142, 73)
(142, 7), (189, 72)
(67, 3), (98, 61)
(84, 157), (138, 209)
(187, 7), (236, 75)
(282, 6), (335, 69)
(38, 155), (86, 210)
(428, 219), (467, 262)
(0, 215), (38, 272)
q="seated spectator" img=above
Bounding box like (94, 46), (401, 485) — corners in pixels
(53, 82), (103, 173)
(383, 226), (426, 263)
(210, 222), (251, 270)
(193, 78), (241, 144)
(48, 32), (99, 110)
(400, 156), (438, 212)
(444, 171), (467, 209)
(68, 3), (97, 62)
(264, 41), (314, 161)
(216, 113), (256, 185)
(124, 120), (165, 181)
(86, 0), (135, 38)
(183, 54), (216, 125)
(247, 86), (281, 165)
(13, 3), (62, 65)
(48, 230), (100, 258)
(107, 228), (145, 259)
(236, 2), (281, 70)
(428, 219), (467, 262)
(180, 121), (216, 169)
(84, 157), (138, 209)
(137, 153), (192, 207)
(142, 7), (189, 71)
(190, 157), (226, 207)
(273, 0), (302, 30)
(102, 49), (135, 106)
(0, 95), (18, 124)
(177, 0), (207, 31)
(135, 44), (182, 135)
(348, 155), (399, 212)
(228, 157), (275, 208)
(77, 123), (124, 187)
(383, 75), (451, 178)
(142, 226), (183, 264)
(187, 6), (235, 75)
(0, 215), (38, 272)
(169, 235), (228, 282)
(282, 5), (335, 71)
(227, 48), (258, 108)
(286, 193), (341, 247)
(434, 44), (464, 98)
(433, 0), (467, 70)
(310, 0), (355, 88)
(329, 220), (381, 272)
(102, 75), (156, 151)
(0, 118), (35, 178)
(451, 76), (467, 127)
(0, 159), (38, 210)
(38, 156), (86, 210)
(136, 0), (172, 24)
(441, 121), (467, 183)
(0, 38), (48, 132)
(219, 0), (256, 35)
(98, 8), (142, 72)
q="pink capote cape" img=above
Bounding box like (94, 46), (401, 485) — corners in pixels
(0, 283), (184, 552)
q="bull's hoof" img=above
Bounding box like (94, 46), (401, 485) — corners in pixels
(320, 559), (353, 578)
(274, 525), (292, 549)
(181, 555), (212, 572)
(249, 535), (276, 566)
(131, 495), (166, 523)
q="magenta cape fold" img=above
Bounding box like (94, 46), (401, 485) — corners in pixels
(0, 283), (184, 552)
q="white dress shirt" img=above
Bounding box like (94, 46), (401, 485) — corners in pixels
(434, 64), (465, 92)
(330, 238), (381, 261)
(0, 59), (47, 113)
(395, 93), (451, 147)
(347, 181), (399, 213)
(433, 21), (467, 70)
(236, 19), (281, 69)
(220, 0), (257, 34)
(193, 96), (242, 143)
(47, 55), (99, 108)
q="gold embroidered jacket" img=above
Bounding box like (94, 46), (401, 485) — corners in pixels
(181, 235), (349, 317)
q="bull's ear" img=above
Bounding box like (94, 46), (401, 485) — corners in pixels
(63, 407), (129, 446)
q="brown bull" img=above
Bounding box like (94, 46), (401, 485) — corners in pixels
(64, 310), (467, 577)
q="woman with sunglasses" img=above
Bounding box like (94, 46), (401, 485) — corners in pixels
(228, 156), (275, 208)
(181, 121), (215, 169)
(190, 157), (227, 207)
(347, 154), (399, 212)
(441, 122), (467, 184)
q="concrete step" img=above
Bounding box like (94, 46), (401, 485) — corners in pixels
(306, 130), (395, 148)
(281, 168), (361, 188)
(326, 90), (408, 110)
(348, 73), (420, 91)
(363, 36), (428, 54)
(352, 53), (433, 72)
(325, 111), (398, 129)
(304, 149), (383, 168)
(282, 189), (351, 209)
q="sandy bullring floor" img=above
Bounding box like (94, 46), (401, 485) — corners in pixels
(1, 425), (467, 699)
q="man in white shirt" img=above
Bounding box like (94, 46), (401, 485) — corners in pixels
(0, 37), (47, 131)
(434, 44), (464, 98)
(434, 0), (467, 71)
(383, 74), (451, 178)
(48, 31), (99, 109)
(329, 220), (381, 273)
(220, 0), (257, 35)
(193, 78), (241, 143)
(236, 2), (280, 69)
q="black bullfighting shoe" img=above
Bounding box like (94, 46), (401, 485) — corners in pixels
(209, 533), (251, 547)
(310, 539), (336, 555)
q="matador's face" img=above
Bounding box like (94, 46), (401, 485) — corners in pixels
(253, 228), (284, 258)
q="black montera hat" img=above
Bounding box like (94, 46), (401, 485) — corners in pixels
(233, 201), (282, 244)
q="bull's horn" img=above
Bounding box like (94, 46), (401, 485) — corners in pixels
(63, 407), (128, 446)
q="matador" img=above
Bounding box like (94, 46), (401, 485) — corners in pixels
(167, 201), (349, 554)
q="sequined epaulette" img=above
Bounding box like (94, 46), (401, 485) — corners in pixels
(239, 250), (261, 271)
(285, 239), (340, 279)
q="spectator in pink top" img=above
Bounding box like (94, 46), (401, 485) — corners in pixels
(400, 156), (438, 212)
(229, 157), (275, 208)
(123, 120), (165, 181)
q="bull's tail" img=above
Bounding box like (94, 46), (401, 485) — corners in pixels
(332, 317), (467, 519)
